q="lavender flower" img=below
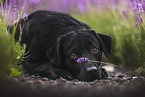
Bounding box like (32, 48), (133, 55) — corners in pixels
(23, 12), (28, 21)
(122, 11), (126, 17)
(134, 2), (144, 29)
(136, 22), (139, 29)
(11, 0), (17, 12)
(137, 3), (143, 14)
(22, 0), (27, 9)
(77, 57), (88, 63)
(137, 3), (144, 24)
(140, 17), (143, 23)
(130, 0), (138, 12)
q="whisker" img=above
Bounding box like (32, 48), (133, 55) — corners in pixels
(88, 60), (118, 67)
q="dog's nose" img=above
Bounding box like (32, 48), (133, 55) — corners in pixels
(87, 66), (97, 72)
(86, 66), (98, 75)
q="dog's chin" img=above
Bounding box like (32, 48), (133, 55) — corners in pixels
(76, 73), (101, 82)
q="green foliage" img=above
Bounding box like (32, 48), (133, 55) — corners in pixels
(0, 13), (25, 78)
(10, 68), (21, 77)
(0, 0), (26, 78)
(73, 8), (144, 67)
(138, 65), (145, 77)
(135, 20), (145, 76)
(0, 14), (13, 77)
(135, 23), (145, 66)
(10, 65), (24, 77)
(9, 42), (26, 77)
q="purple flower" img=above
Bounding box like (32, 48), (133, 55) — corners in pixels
(135, 2), (144, 28)
(130, 0), (138, 12)
(140, 17), (143, 23)
(11, 0), (17, 12)
(23, 0), (27, 7)
(139, 0), (142, 2)
(23, 12), (28, 20)
(77, 57), (88, 63)
(122, 11), (126, 18)
(138, 3), (143, 10)
(137, 3), (143, 14)
(137, 3), (144, 24)
(136, 23), (139, 29)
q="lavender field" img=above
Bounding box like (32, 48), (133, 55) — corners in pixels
(0, 0), (145, 97)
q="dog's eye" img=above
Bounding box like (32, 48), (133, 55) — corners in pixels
(70, 53), (77, 58)
(91, 48), (98, 53)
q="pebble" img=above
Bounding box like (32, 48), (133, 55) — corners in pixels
(41, 77), (49, 81)
(132, 76), (138, 79)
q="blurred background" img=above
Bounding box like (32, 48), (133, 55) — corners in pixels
(0, 0), (145, 77)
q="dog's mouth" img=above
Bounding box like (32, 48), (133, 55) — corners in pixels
(76, 57), (102, 81)
(77, 67), (102, 81)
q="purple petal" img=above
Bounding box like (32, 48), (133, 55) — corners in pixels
(77, 57), (89, 63)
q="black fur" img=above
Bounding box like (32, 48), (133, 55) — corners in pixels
(10, 10), (112, 81)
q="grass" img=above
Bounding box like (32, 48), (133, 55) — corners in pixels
(0, 13), (12, 77)
(0, 10), (25, 78)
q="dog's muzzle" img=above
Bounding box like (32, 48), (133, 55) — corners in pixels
(86, 64), (102, 80)
(77, 57), (102, 81)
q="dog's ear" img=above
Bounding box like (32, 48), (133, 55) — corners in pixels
(46, 37), (62, 66)
(97, 33), (112, 57)
(46, 32), (74, 66)
(89, 30), (112, 58)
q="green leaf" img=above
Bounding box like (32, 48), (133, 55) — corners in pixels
(10, 68), (21, 77)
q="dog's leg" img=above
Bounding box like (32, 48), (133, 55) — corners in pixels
(23, 60), (73, 80)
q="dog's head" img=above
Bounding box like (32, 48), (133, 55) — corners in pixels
(47, 29), (112, 81)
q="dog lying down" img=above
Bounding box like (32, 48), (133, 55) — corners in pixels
(10, 10), (112, 81)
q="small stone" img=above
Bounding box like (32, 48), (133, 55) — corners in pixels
(59, 78), (66, 82)
(41, 77), (49, 81)
(132, 76), (138, 79)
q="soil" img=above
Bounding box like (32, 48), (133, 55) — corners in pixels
(0, 68), (145, 97)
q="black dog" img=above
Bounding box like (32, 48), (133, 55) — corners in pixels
(10, 10), (112, 81)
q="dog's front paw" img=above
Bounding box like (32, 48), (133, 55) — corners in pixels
(48, 68), (73, 80)
(100, 68), (108, 79)
(57, 70), (73, 80)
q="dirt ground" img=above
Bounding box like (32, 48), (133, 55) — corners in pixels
(0, 68), (145, 97)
